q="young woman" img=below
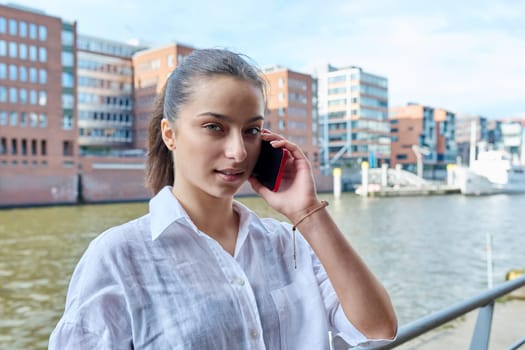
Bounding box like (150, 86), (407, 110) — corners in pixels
(49, 49), (397, 349)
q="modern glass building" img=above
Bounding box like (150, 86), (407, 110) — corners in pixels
(76, 34), (146, 156)
(316, 64), (390, 172)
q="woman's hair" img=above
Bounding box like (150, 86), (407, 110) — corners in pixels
(145, 48), (268, 194)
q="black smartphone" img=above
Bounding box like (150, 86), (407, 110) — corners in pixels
(252, 140), (288, 192)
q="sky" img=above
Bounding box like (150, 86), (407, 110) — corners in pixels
(6, 0), (525, 119)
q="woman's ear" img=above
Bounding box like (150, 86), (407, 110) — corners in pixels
(161, 119), (176, 150)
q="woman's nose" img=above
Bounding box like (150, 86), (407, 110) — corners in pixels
(225, 133), (247, 161)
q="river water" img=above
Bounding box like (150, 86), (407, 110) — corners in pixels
(0, 193), (524, 349)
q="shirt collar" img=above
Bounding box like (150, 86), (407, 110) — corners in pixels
(232, 200), (259, 256)
(149, 186), (190, 240)
(149, 186), (260, 246)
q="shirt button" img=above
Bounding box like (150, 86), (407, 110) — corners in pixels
(250, 330), (259, 339)
(236, 277), (245, 286)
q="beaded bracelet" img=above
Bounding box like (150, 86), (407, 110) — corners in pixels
(291, 200), (329, 269)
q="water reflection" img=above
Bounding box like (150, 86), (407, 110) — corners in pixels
(0, 203), (148, 349)
(1, 194), (524, 349)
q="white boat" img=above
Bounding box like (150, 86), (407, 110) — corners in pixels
(453, 150), (525, 195)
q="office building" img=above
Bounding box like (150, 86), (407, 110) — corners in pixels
(76, 34), (146, 156)
(389, 103), (456, 173)
(316, 64), (390, 172)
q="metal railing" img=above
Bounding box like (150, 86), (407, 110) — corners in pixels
(332, 273), (525, 350)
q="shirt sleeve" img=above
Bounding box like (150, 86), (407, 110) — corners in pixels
(309, 244), (396, 349)
(49, 234), (133, 350)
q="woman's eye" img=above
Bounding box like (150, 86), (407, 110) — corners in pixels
(204, 124), (223, 132)
(246, 127), (261, 135)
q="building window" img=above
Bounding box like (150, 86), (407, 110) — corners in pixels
(30, 112), (38, 127)
(20, 112), (27, 126)
(167, 54), (174, 67)
(63, 141), (73, 156)
(39, 47), (47, 62)
(9, 19), (17, 35)
(61, 30), (74, 46)
(62, 72), (73, 87)
(19, 21), (27, 37)
(9, 42), (17, 58)
(61, 51), (74, 66)
(62, 114), (73, 129)
(39, 113), (47, 127)
(29, 45), (37, 61)
(11, 138), (17, 155)
(0, 40), (6, 56)
(41, 140), (47, 155)
(328, 99), (346, 106)
(21, 139), (27, 155)
(328, 75), (346, 83)
(396, 154), (407, 160)
(31, 139), (37, 155)
(0, 63), (5, 79)
(62, 94), (74, 108)
(151, 59), (160, 69)
(29, 67), (37, 83)
(0, 111), (6, 125)
(0, 137), (6, 154)
(19, 43), (27, 59)
(38, 25), (47, 41)
(30, 90), (37, 105)
(9, 87), (17, 103)
(19, 89), (27, 104)
(38, 91), (47, 106)
(29, 23), (37, 39)
(39, 69), (47, 84)
(0, 17), (6, 33)
(9, 64), (17, 80)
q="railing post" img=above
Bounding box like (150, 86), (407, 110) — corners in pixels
(469, 301), (494, 350)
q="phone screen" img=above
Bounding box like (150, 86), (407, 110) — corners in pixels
(252, 141), (287, 192)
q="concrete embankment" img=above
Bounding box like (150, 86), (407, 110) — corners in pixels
(396, 298), (525, 349)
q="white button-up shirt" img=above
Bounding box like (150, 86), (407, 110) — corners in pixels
(49, 186), (392, 349)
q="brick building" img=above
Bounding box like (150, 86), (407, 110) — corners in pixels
(389, 103), (456, 174)
(131, 43), (194, 151)
(0, 4), (78, 206)
(262, 66), (320, 171)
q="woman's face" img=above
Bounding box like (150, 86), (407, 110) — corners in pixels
(163, 75), (265, 200)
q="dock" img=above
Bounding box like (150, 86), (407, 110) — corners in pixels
(355, 184), (461, 197)
(351, 165), (462, 197)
